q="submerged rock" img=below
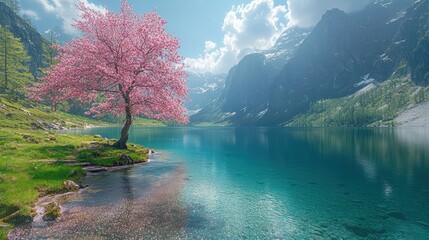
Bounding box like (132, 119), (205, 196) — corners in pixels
(343, 223), (386, 238)
(42, 202), (61, 221)
(387, 211), (406, 220)
(63, 180), (80, 192)
(416, 221), (429, 229)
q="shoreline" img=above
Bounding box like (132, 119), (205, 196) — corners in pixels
(6, 151), (154, 239)
(0, 126), (153, 239)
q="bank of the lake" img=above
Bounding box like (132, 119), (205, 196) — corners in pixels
(0, 127), (151, 239)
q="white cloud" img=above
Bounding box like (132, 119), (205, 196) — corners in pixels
(286, 0), (371, 28)
(21, 9), (40, 21)
(204, 41), (216, 52)
(35, 0), (106, 35)
(186, 0), (288, 74)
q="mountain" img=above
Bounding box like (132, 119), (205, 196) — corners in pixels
(375, 0), (429, 84)
(191, 27), (311, 125)
(186, 72), (226, 115)
(263, 0), (414, 125)
(193, 0), (422, 126)
(0, 1), (46, 77)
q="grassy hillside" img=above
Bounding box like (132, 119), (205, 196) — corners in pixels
(0, 94), (107, 130)
(290, 76), (429, 127)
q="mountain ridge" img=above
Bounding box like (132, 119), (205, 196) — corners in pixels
(192, 0), (425, 126)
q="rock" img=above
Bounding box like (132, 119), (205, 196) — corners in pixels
(21, 109), (32, 116)
(84, 166), (107, 173)
(416, 221), (429, 229)
(63, 180), (80, 192)
(387, 211), (406, 220)
(93, 135), (103, 139)
(31, 120), (61, 130)
(22, 134), (40, 143)
(68, 170), (79, 177)
(42, 202), (61, 221)
(343, 223), (386, 238)
(113, 154), (134, 166)
(31, 121), (46, 130)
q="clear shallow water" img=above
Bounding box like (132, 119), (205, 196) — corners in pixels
(11, 127), (429, 239)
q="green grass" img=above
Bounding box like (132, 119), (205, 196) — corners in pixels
(77, 142), (149, 166)
(290, 76), (429, 127)
(0, 94), (107, 130)
(0, 128), (91, 238)
(0, 128), (150, 239)
(0, 94), (152, 238)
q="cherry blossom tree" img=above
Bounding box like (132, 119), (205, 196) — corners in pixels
(29, 1), (188, 149)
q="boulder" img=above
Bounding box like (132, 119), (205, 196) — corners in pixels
(387, 211), (406, 220)
(93, 135), (103, 139)
(63, 180), (80, 192)
(42, 202), (61, 221)
(343, 223), (386, 238)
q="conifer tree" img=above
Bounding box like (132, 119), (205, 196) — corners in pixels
(0, 25), (33, 93)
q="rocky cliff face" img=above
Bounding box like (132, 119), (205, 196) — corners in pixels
(377, 0), (429, 84)
(264, 0), (414, 125)
(191, 27), (310, 125)
(220, 27), (310, 115)
(0, 2), (46, 77)
(186, 72), (226, 115)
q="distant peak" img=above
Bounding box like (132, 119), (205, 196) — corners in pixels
(324, 8), (347, 18)
(317, 8), (349, 26)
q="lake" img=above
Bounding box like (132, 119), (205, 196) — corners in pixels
(11, 127), (429, 239)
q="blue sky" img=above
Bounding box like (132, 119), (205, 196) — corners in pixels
(19, 0), (371, 73)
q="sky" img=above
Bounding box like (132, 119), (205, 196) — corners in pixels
(19, 0), (371, 74)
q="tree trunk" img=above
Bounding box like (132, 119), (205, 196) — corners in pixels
(114, 100), (132, 149)
(51, 102), (57, 112)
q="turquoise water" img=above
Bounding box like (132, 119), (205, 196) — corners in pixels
(12, 127), (429, 239)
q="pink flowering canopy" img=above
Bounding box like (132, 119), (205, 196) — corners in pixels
(31, 1), (188, 124)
